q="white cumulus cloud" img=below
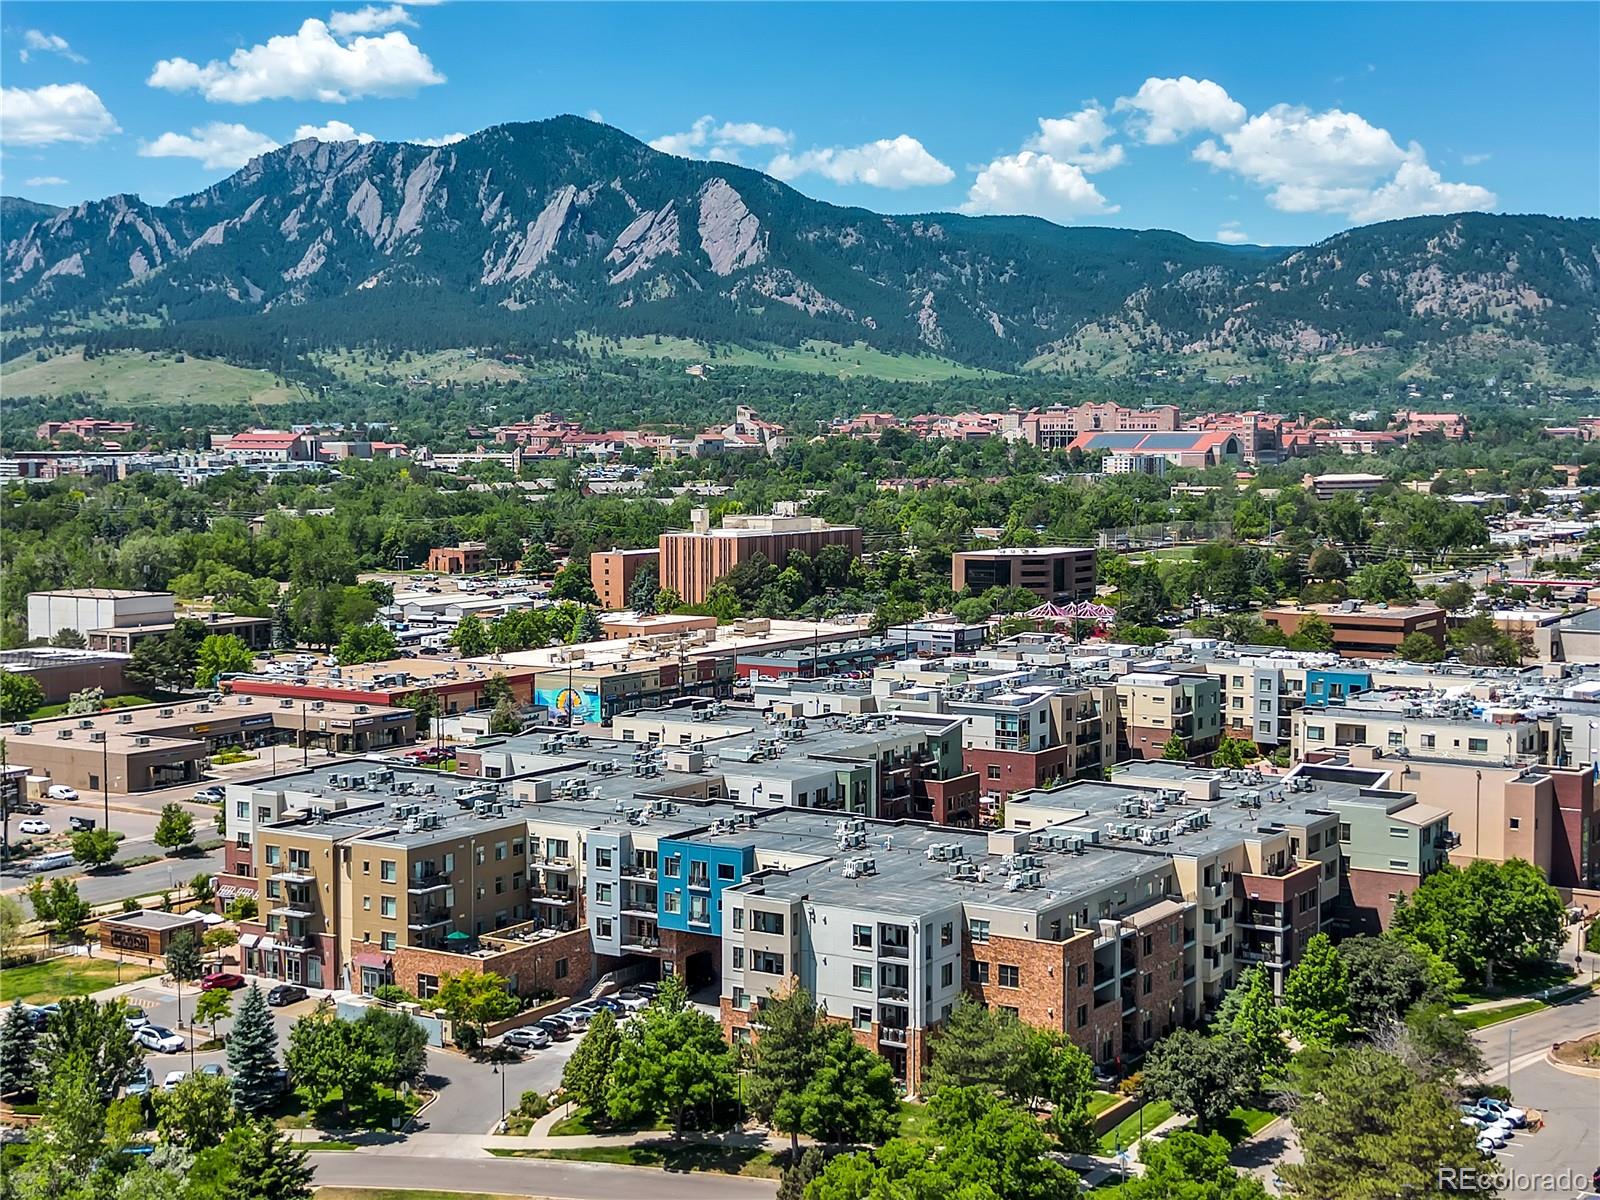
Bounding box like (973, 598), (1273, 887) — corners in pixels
(412, 131), (467, 146)
(293, 119), (375, 143)
(1115, 76), (1245, 145)
(1214, 222), (1251, 245)
(1347, 160), (1497, 223)
(1028, 104), (1125, 172)
(0, 83), (119, 145)
(139, 122), (281, 169)
(327, 4), (415, 37)
(19, 30), (86, 64)
(649, 115), (792, 162)
(25, 175), (68, 187)
(147, 17), (444, 104)
(768, 135), (954, 189)
(960, 150), (1118, 222)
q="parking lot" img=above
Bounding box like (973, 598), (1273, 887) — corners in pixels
(117, 980), (586, 1135)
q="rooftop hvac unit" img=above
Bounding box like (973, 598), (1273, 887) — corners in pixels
(280, 698), (294, 708)
(311, 701), (325, 712)
(134, 736), (150, 747)
(1006, 874), (1026, 892)
(116, 713), (133, 725)
(159, 708), (175, 717)
(57, 729), (72, 740)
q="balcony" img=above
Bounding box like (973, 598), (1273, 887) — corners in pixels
(1237, 946), (1282, 967)
(878, 985), (909, 1002)
(620, 936), (662, 953)
(269, 869), (316, 885)
(268, 904), (315, 920)
(531, 889), (575, 905)
(878, 1027), (909, 1047)
(407, 872), (450, 893)
(278, 934), (315, 951)
(407, 909), (451, 930)
(1435, 831), (1462, 851)
(532, 854), (574, 869)
(877, 943), (910, 960)
(620, 864), (658, 882)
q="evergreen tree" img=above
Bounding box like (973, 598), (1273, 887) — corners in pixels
(0, 999), (37, 1096)
(189, 1118), (314, 1200)
(569, 608), (603, 644)
(924, 995), (1005, 1095)
(627, 562), (661, 615)
(227, 984), (282, 1114)
(1283, 933), (1351, 1046)
(776, 1145), (826, 1200)
(561, 1006), (621, 1114)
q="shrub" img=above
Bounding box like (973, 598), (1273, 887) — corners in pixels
(518, 1090), (552, 1119)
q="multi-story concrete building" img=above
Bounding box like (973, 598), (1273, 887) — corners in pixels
(590, 548), (661, 610)
(658, 510), (861, 606)
(951, 546), (1098, 602)
(1263, 601), (1447, 659)
(1115, 671), (1223, 759)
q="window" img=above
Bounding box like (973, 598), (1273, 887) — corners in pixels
(1305, 725), (1325, 742)
(494, 841), (507, 862)
(663, 891), (682, 914)
(852, 924), (873, 949)
(751, 951), (785, 975)
(969, 961), (990, 984)
(380, 860), (397, 883)
(1389, 826), (1408, 838)
(969, 920), (990, 943)
(1421, 734), (1436, 749)
(1387, 731), (1404, 746)
(852, 1006), (873, 1030)
(941, 922), (953, 946)
(1389, 859), (1409, 869)
(689, 896), (710, 925)
(1338, 823), (1352, 842)
(1076, 1004), (1088, 1028)
(595, 882), (613, 904)
(596, 918), (613, 938)
(380, 896), (396, 918)
(732, 908), (744, 930)
(664, 855), (681, 878)
(1076, 963), (1088, 987)
(987, 765), (1001, 781)
(416, 974), (439, 999)
(752, 911), (785, 935)
(555, 958), (568, 979)
(853, 964), (873, 989)
(731, 987), (749, 1010)
(1468, 738), (1489, 754)
(999, 1005), (1020, 1020)
(512, 838), (524, 857)
(998, 964), (1020, 988)
(264, 845), (280, 867)
(1307, 831), (1321, 853)
(940, 962), (954, 987)
(717, 863), (736, 881)
(593, 847), (612, 869)
(381, 932), (396, 951)
(361, 896), (370, 911)
(1508, 817), (1521, 830)
(235, 801), (249, 819)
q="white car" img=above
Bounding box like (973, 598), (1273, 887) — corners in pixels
(1475, 1098), (1527, 1127)
(123, 1010), (150, 1032)
(45, 785), (78, 802)
(161, 1070), (187, 1092)
(17, 819), (49, 836)
(136, 1026), (185, 1054)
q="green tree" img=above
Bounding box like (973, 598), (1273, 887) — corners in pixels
(1120, 1130), (1270, 1200)
(286, 1000), (374, 1120)
(1390, 859), (1566, 988)
(194, 634), (255, 687)
(0, 999), (37, 1096)
(925, 995), (1009, 1096)
(0, 671), (44, 721)
(28, 876), (91, 938)
(154, 1069), (236, 1150)
(188, 1117), (315, 1200)
(1211, 735), (1259, 769)
(1397, 630), (1445, 663)
(1161, 732), (1188, 760)
(70, 826), (120, 870)
(481, 672), (515, 708)
(746, 983), (823, 1154)
(355, 1005), (429, 1084)
(561, 1005), (621, 1115)
(1287, 613), (1337, 651)
(1215, 965), (1287, 1074)
(191, 871), (216, 904)
(1282, 932), (1350, 1046)
(193, 987), (234, 1040)
(436, 971), (519, 1047)
(776, 1145), (826, 1200)
(154, 801), (197, 853)
(488, 696), (522, 734)
(336, 622), (398, 665)
(568, 607), (603, 644)
(167, 929), (203, 982)
(703, 580), (742, 622)
(227, 984), (282, 1114)
(1433, 581), (1475, 612)
(449, 614), (490, 657)
(790, 1024), (901, 1145)
(607, 975), (734, 1136)
(1141, 1029), (1256, 1134)
(48, 628), (88, 649)
(19, 1049), (108, 1194)
(627, 562), (661, 615)
(1338, 936), (1441, 1030)
(1280, 1045), (1484, 1200)
(35, 997), (142, 1098)
(1306, 545), (1346, 582)
(0, 893), (25, 961)
(550, 560), (600, 604)
(1349, 560), (1419, 603)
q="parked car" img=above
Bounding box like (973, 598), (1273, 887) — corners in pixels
(588, 997), (627, 1016)
(198, 1064), (224, 1079)
(612, 990), (649, 1011)
(124, 1067), (155, 1099)
(6, 798), (44, 816)
(123, 1010), (151, 1032)
(160, 1071), (187, 1092)
(45, 785), (78, 801)
(135, 1026), (185, 1054)
(1465, 1120), (1510, 1148)
(535, 1017), (572, 1040)
(17, 819), (49, 836)
(265, 984), (307, 1007)
(199, 972), (245, 992)
(67, 816), (96, 832)
(632, 982), (660, 998)
(193, 787), (225, 804)
(556, 1007), (592, 1031)
(1474, 1098), (1527, 1127)
(502, 1026), (551, 1050)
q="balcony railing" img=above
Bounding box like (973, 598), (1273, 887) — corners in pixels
(878, 985), (909, 1002)
(877, 943), (910, 960)
(407, 872), (450, 893)
(531, 889), (575, 904)
(1435, 831), (1462, 850)
(532, 854), (574, 869)
(620, 864), (658, 881)
(407, 909), (451, 929)
(878, 1027), (909, 1047)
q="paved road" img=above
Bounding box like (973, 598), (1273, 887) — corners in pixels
(306, 1148), (778, 1198)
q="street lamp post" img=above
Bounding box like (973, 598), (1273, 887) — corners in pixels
(493, 1062), (507, 1132)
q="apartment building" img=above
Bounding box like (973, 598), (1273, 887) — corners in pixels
(658, 510), (861, 605)
(1292, 694), (1557, 766)
(950, 546), (1098, 602)
(590, 548), (661, 611)
(1115, 671), (1223, 759)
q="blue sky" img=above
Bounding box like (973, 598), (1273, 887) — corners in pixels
(2, 2), (1595, 245)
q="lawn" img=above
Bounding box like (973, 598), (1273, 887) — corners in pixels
(1, 348), (301, 407)
(493, 1145), (782, 1178)
(1215, 1106), (1278, 1145)
(547, 1104), (671, 1136)
(1097, 1099), (1173, 1155)
(1449, 962), (1576, 1006)
(1452, 1000), (1547, 1031)
(579, 333), (1001, 382)
(1086, 1091), (1122, 1117)
(276, 1085), (421, 1132)
(0, 956), (159, 1003)
(898, 1100), (934, 1140)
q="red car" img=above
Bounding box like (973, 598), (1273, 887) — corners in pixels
(199, 972), (245, 991)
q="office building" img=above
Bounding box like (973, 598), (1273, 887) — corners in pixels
(951, 547), (1098, 602)
(658, 511), (861, 606)
(1262, 602), (1447, 659)
(426, 542), (488, 574)
(590, 548), (661, 610)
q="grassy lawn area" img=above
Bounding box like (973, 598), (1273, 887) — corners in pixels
(1215, 1106), (1278, 1145)
(0, 956), (159, 1003)
(898, 1100), (934, 1140)
(1, 347), (300, 407)
(1087, 1091), (1122, 1117)
(275, 1085), (421, 1133)
(547, 1105), (671, 1137)
(492, 1145), (782, 1179)
(1452, 1000), (1547, 1030)
(302, 1142), (360, 1152)
(1097, 1099), (1173, 1155)
(1449, 962), (1576, 1006)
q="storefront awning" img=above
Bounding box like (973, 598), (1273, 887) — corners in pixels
(239, 933), (261, 949)
(353, 951), (390, 970)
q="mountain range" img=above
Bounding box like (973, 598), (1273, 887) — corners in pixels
(3, 115), (1597, 374)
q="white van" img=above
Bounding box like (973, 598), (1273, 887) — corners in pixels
(29, 851), (73, 873)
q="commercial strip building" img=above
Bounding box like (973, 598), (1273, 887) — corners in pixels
(3, 694), (416, 794)
(950, 546), (1098, 602)
(0, 648), (130, 705)
(658, 511), (861, 606)
(1262, 601), (1448, 659)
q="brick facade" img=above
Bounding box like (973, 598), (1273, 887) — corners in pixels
(390, 927), (598, 1000)
(1550, 768), (1599, 890)
(965, 745), (1073, 801)
(1339, 867), (1420, 934)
